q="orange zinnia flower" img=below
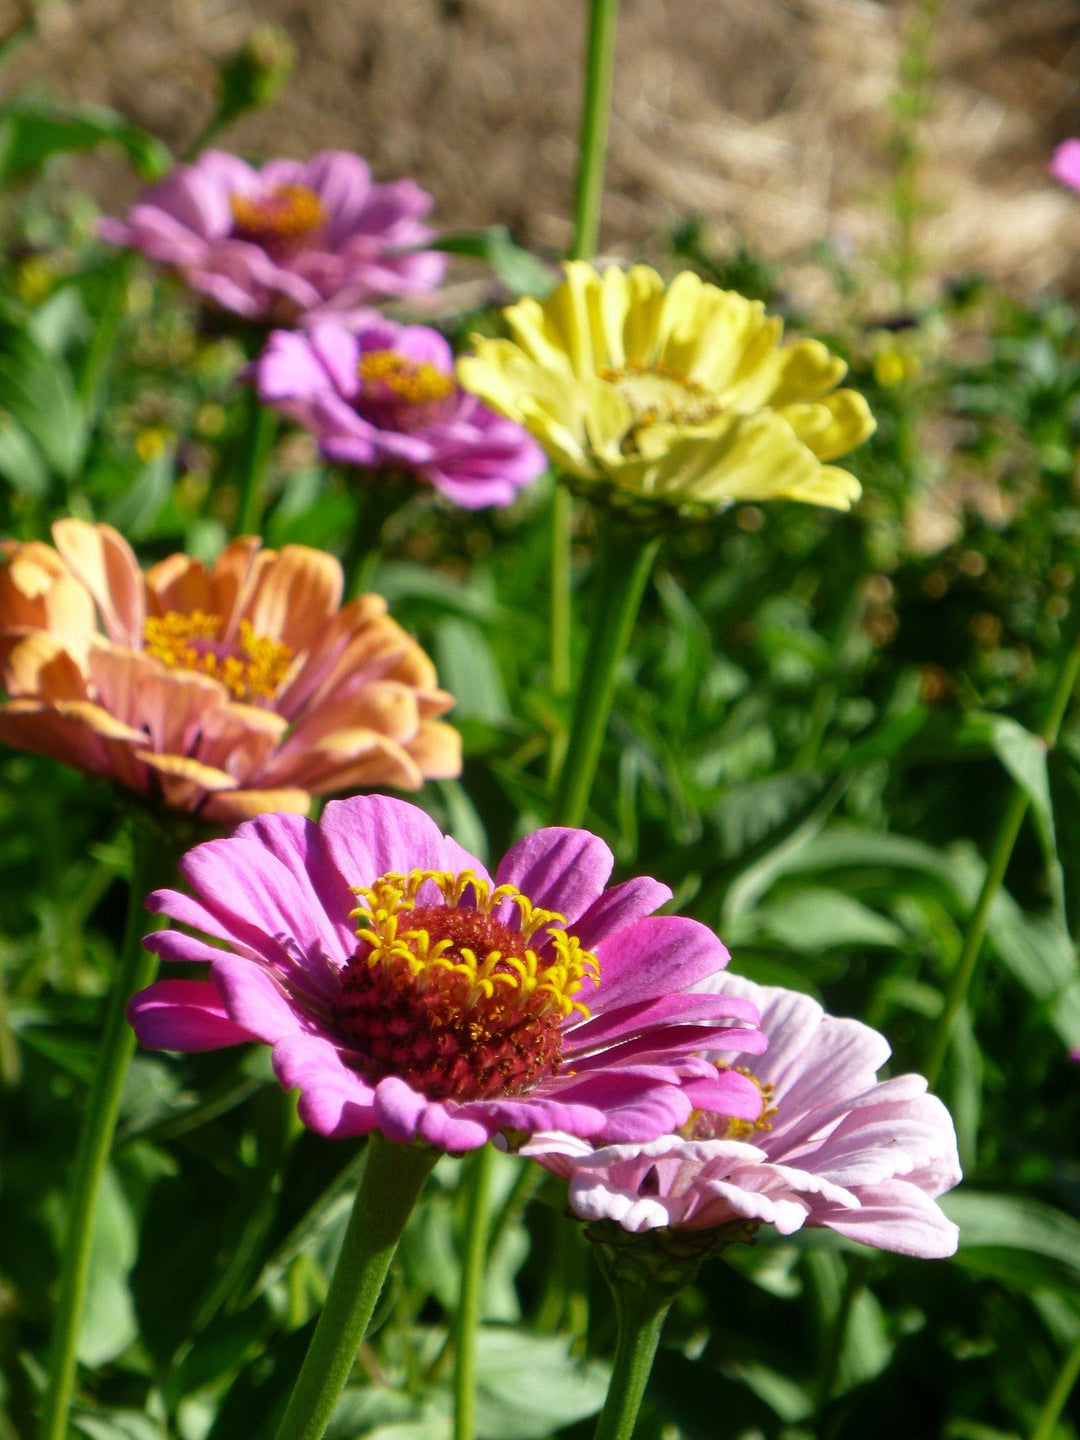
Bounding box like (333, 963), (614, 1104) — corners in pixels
(0, 521), (460, 822)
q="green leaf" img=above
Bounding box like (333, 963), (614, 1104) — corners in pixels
(963, 712), (1065, 923)
(0, 97), (171, 179)
(944, 1192), (1080, 1303)
(473, 1328), (610, 1440)
(729, 886), (907, 953)
(434, 619), (509, 726)
(433, 228), (557, 298)
(0, 321), (87, 480)
(78, 1163), (138, 1366)
(0, 411), (50, 496)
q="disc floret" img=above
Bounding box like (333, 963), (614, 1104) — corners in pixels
(143, 610), (294, 704)
(335, 868), (600, 1102)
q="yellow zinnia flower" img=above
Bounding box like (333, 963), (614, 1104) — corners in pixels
(457, 262), (875, 518)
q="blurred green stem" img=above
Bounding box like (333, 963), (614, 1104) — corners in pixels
(1029, 1332), (1080, 1440)
(546, 0), (621, 780)
(37, 826), (176, 1440)
(924, 624), (1080, 1089)
(552, 519), (660, 826)
(273, 1135), (438, 1440)
(343, 477), (410, 599)
(570, 0), (621, 263)
(235, 391), (278, 537)
(591, 1276), (671, 1440)
(453, 1146), (497, 1440)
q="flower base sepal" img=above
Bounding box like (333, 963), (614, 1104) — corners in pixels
(585, 1215), (754, 1305)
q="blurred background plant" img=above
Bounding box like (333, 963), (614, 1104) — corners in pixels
(4, 4), (1080, 1440)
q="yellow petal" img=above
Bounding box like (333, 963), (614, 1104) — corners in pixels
(779, 390), (876, 461)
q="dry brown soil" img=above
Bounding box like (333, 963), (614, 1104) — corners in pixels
(4, 0), (1080, 298)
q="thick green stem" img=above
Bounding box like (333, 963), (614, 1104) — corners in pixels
(1029, 1332), (1080, 1440)
(453, 1146), (497, 1440)
(547, 485), (575, 787)
(551, 520), (660, 827)
(570, 0), (622, 262)
(235, 392), (278, 537)
(37, 826), (177, 1440)
(273, 1135), (439, 1440)
(592, 1282), (671, 1440)
(924, 626), (1080, 1090)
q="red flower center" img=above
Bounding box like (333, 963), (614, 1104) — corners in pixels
(334, 869), (599, 1103)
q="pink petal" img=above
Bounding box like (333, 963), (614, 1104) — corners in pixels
(272, 1032), (377, 1137)
(592, 915), (730, 1010)
(494, 827), (614, 927)
(127, 979), (257, 1051)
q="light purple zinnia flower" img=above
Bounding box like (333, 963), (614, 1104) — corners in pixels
(254, 320), (547, 508)
(1051, 140), (1080, 195)
(127, 796), (766, 1153)
(100, 149), (445, 324)
(527, 973), (961, 1258)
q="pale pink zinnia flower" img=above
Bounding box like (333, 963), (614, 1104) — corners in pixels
(1051, 139), (1080, 194)
(128, 796), (767, 1152)
(254, 320), (548, 508)
(100, 150), (445, 325)
(528, 973), (961, 1258)
(0, 523), (460, 822)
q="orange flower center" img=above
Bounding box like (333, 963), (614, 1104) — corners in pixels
(356, 349), (458, 431)
(143, 610), (294, 704)
(230, 184), (327, 249)
(682, 1064), (777, 1142)
(335, 868), (600, 1102)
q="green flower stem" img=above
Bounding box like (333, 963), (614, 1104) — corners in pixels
(37, 826), (178, 1440)
(570, 0), (622, 263)
(452, 1145), (497, 1440)
(273, 1134), (439, 1440)
(235, 391), (278, 537)
(547, 484), (575, 787)
(592, 1281), (672, 1440)
(546, 0), (622, 781)
(1029, 1332), (1080, 1440)
(924, 627), (1080, 1090)
(552, 519), (660, 827)
(342, 477), (411, 600)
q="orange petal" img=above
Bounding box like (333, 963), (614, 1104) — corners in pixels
(208, 537), (264, 625)
(3, 634), (87, 700)
(52, 520), (145, 645)
(136, 750), (239, 791)
(194, 702), (289, 783)
(54, 698), (145, 743)
(201, 787), (312, 822)
(145, 552), (213, 617)
(238, 545), (344, 653)
(405, 720), (463, 779)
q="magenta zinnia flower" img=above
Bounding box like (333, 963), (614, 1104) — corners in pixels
(1051, 139), (1080, 195)
(254, 320), (547, 508)
(128, 796), (766, 1152)
(100, 150), (445, 324)
(527, 973), (961, 1258)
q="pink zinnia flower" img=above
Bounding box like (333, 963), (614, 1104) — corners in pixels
(254, 320), (547, 508)
(128, 796), (767, 1152)
(1051, 139), (1080, 194)
(0, 524), (460, 821)
(527, 973), (961, 1258)
(100, 150), (445, 324)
